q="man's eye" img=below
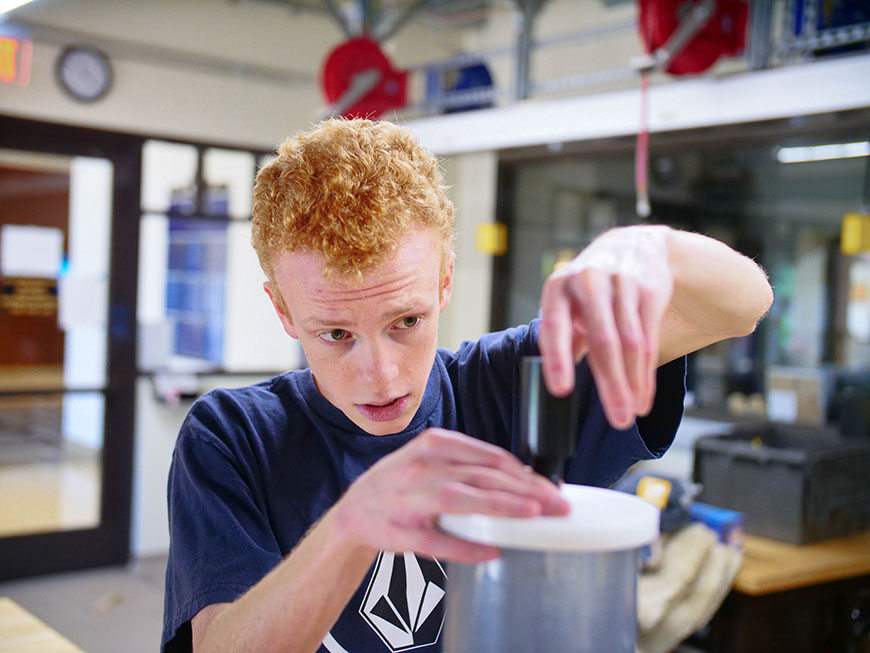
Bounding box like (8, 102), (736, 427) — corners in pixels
(396, 316), (420, 329)
(320, 329), (349, 342)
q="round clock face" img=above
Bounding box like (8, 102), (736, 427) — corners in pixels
(56, 47), (113, 102)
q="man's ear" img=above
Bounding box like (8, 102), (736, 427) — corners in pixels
(439, 252), (455, 312)
(264, 281), (299, 339)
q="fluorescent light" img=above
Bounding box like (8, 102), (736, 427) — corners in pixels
(0, 0), (36, 15)
(777, 141), (870, 164)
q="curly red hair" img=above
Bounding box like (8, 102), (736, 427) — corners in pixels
(252, 118), (455, 286)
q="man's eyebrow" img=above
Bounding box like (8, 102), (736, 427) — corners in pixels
(388, 304), (426, 317)
(300, 300), (431, 330)
(301, 316), (354, 329)
(384, 299), (435, 320)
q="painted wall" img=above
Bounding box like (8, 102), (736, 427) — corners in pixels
(438, 150), (498, 351)
(0, 0), (464, 147)
(1, 9), (323, 147)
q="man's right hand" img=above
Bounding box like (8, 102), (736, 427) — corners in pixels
(332, 428), (571, 563)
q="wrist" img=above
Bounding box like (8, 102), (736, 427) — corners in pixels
(580, 224), (672, 273)
(327, 492), (378, 558)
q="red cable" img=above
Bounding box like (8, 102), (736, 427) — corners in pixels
(635, 69), (651, 219)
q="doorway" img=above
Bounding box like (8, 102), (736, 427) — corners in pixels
(0, 116), (141, 581)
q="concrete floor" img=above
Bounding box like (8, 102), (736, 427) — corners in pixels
(0, 555), (167, 653)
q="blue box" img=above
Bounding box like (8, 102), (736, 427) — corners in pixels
(689, 502), (744, 547)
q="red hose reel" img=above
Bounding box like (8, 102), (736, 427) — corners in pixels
(321, 37), (408, 119)
(638, 0), (748, 75)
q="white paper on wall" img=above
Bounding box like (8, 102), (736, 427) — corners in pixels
(0, 224), (64, 277)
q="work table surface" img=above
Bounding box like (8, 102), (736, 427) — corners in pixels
(734, 530), (870, 596)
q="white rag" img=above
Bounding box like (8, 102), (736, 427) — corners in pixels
(637, 523), (743, 653)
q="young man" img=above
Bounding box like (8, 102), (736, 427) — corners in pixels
(162, 119), (772, 653)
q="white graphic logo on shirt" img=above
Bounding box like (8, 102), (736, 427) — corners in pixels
(358, 551), (447, 651)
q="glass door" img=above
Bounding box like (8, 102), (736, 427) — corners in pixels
(0, 117), (141, 581)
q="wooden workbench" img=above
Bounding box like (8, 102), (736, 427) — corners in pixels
(0, 597), (83, 652)
(735, 530), (870, 596)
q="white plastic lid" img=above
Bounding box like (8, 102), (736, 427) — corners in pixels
(439, 483), (659, 553)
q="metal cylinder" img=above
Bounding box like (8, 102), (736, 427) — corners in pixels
(443, 547), (639, 653)
(439, 484), (658, 652)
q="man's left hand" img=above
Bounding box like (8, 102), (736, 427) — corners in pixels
(538, 226), (674, 429)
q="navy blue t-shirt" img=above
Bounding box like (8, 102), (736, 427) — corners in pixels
(162, 321), (686, 652)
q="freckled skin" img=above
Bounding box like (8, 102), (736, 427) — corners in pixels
(264, 227), (454, 436)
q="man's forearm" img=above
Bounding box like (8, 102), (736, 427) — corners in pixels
(665, 228), (773, 339)
(580, 225), (772, 366)
(537, 223), (772, 417)
(195, 503), (377, 653)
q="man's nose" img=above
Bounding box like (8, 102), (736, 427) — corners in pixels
(358, 340), (400, 388)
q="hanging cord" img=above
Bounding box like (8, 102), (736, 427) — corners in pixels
(635, 69), (651, 219)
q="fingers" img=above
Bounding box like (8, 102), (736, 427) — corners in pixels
(401, 433), (570, 517)
(570, 315), (590, 363)
(565, 270), (634, 428)
(538, 227), (675, 428)
(413, 465), (570, 517)
(613, 276), (652, 417)
(402, 526), (501, 564)
(538, 277), (576, 396)
(638, 286), (667, 415)
(540, 267), (667, 429)
(350, 429), (573, 564)
(408, 428), (527, 474)
(418, 483), (544, 518)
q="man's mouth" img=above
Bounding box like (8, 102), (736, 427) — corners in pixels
(355, 395), (410, 422)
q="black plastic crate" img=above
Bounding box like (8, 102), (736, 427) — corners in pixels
(692, 423), (870, 544)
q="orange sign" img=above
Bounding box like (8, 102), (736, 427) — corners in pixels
(0, 38), (19, 83)
(0, 26), (32, 87)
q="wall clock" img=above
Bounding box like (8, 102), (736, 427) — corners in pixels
(56, 46), (113, 102)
